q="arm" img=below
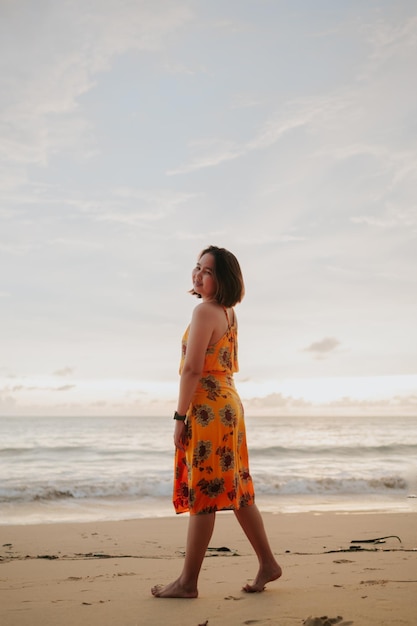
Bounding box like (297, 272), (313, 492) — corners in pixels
(174, 303), (216, 450)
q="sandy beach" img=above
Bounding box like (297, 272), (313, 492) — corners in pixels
(1, 510), (416, 626)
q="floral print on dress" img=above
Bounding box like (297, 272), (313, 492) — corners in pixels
(192, 440), (212, 467)
(239, 467), (252, 483)
(216, 445), (235, 471)
(219, 404), (237, 428)
(197, 477), (225, 498)
(173, 307), (255, 515)
(193, 404), (215, 427)
(218, 346), (232, 370)
(200, 375), (222, 401)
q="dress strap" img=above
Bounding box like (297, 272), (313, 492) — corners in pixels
(222, 306), (233, 328)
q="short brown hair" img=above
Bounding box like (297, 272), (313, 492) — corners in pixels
(191, 245), (245, 307)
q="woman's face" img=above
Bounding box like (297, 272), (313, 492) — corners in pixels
(192, 253), (217, 301)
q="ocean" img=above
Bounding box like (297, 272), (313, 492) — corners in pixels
(1, 415), (417, 525)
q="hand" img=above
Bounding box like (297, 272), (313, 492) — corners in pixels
(174, 420), (186, 451)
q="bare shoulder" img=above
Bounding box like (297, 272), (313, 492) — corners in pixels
(191, 303), (224, 332)
(192, 301), (221, 320)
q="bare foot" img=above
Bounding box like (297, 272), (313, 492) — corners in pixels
(151, 578), (198, 599)
(242, 563), (282, 593)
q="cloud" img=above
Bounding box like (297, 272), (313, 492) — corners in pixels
(89, 188), (199, 225)
(322, 394), (417, 416)
(166, 98), (322, 175)
(0, 242), (35, 256)
(246, 392), (311, 410)
(166, 139), (243, 175)
(394, 394), (417, 407)
(364, 12), (417, 67)
(0, 391), (17, 410)
(0, 1), (193, 169)
(53, 367), (74, 377)
(350, 205), (417, 230)
(3, 383), (76, 393)
(13, 185), (200, 227)
(303, 338), (341, 359)
(55, 385), (76, 392)
(329, 394), (417, 409)
(243, 391), (417, 417)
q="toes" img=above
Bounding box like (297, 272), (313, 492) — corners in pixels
(242, 583), (265, 593)
(151, 584), (163, 597)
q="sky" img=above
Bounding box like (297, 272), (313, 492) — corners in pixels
(1, 0), (416, 418)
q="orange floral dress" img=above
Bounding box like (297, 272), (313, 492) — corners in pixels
(173, 307), (255, 515)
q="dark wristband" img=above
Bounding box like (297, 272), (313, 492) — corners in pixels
(173, 411), (187, 421)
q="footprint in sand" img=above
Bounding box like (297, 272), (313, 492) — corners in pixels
(303, 617), (353, 626)
(360, 579), (387, 586)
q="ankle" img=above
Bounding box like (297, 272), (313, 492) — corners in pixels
(178, 574), (198, 592)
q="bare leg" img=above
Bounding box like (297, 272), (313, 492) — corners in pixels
(151, 512), (216, 598)
(234, 504), (282, 592)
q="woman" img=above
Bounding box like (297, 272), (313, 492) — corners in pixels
(152, 246), (281, 598)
